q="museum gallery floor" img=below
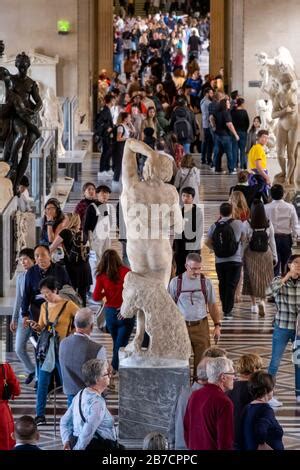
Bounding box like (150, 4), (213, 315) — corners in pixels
(3, 153), (300, 450)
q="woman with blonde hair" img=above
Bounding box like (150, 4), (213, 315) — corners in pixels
(174, 154), (200, 204)
(230, 191), (250, 222)
(50, 213), (91, 306)
(227, 353), (263, 449)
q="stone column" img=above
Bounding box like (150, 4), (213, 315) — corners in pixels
(230, 0), (245, 95)
(210, 0), (225, 77)
(97, 0), (113, 75)
(78, 0), (93, 131)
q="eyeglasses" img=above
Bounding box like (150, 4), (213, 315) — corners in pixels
(223, 372), (236, 377)
(186, 265), (201, 272)
(101, 372), (111, 377)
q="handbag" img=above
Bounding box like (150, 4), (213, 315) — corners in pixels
(96, 303), (108, 333)
(36, 302), (67, 363)
(1, 365), (12, 400)
(177, 168), (192, 193)
(69, 389), (124, 450)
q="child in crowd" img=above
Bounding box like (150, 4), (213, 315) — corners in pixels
(173, 186), (204, 275)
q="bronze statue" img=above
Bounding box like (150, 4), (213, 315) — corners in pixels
(0, 52), (42, 192)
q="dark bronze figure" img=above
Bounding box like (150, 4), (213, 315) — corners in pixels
(0, 52), (42, 192)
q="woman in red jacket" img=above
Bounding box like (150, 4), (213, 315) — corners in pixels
(0, 362), (21, 450)
(93, 250), (134, 373)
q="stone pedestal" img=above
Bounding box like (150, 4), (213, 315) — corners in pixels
(118, 353), (190, 441)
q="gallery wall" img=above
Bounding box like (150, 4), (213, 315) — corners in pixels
(0, 0), (78, 98)
(242, 0), (300, 117)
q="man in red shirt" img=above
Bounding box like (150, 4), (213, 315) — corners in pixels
(184, 357), (235, 450)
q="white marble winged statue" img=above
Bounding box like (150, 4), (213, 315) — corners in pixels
(257, 47), (300, 193)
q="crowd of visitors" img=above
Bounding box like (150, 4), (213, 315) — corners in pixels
(1, 6), (300, 453)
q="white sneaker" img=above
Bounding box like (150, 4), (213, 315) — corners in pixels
(296, 396), (300, 404)
(107, 169), (114, 177)
(268, 397), (283, 407)
(251, 305), (258, 314)
(98, 171), (108, 177)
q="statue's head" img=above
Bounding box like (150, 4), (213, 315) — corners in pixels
(15, 52), (31, 75)
(143, 153), (173, 183)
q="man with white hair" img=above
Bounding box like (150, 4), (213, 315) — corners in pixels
(59, 308), (106, 407)
(184, 357), (235, 450)
(168, 347), (227, 450)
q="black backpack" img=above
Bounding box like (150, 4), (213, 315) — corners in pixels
(212, 219), (239, 258)
(249, 227), (269, 252)
(66, 232), (89, 264)
(174, 117), (193, 142)
(113, 124), (125, 141)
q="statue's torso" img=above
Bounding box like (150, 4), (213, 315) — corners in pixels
(11, 75), (36, 109)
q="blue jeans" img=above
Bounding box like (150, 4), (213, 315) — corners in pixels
(183, 143), (191, 154)
(36, 358), (62, 417)
(232, 131), (247, 169)
(15, 317), (35, 375)
(268, 324), (300, 397)
(67, 394), (75, 408)
(104, 307), (135, 371)
(113, 54), (123, 74)
(214, 134), (234, 172)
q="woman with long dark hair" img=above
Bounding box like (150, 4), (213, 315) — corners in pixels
(242, 201), (277, 316)
(93, 250), (134, 374)
(40, 198), (68, 247)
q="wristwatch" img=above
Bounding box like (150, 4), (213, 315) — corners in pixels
(214, 322), (222, 328)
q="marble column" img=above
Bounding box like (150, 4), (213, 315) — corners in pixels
(78, 0), (93, 131)
(229, 0), (245, 95)
(97, 0), (113, 75)
(210, 0), (225, 77)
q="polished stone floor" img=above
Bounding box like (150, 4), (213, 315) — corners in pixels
(3, 151), (300, 450)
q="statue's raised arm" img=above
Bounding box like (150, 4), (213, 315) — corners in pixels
(122, 138), (159, 189)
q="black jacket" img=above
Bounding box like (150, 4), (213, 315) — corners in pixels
(94, 106), (113, 139)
